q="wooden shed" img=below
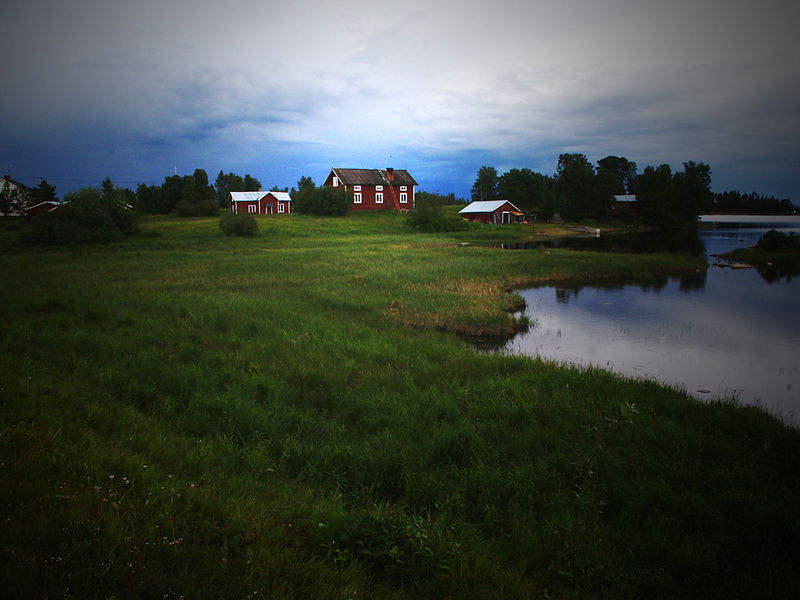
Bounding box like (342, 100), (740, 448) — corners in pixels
(459, 200), (524, 224)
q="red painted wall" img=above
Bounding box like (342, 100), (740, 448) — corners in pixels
(349, 184), (414, 211)
(25, 202), (60, 219)
(232, 195), (292, 215)
(324, 172), (414, 212)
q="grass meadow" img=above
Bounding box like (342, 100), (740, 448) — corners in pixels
(2, 212), (798, 598)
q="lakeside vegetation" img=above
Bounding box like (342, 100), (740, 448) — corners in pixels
(723, 229), (800, 281)
(2, 212), (799, 598)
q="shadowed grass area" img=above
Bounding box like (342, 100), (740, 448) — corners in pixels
(2, 212), (798, 598)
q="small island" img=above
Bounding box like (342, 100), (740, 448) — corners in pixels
(723, 229), (800, 281)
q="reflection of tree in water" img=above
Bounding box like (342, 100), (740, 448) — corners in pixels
(553, 271), (707, 304)
(755, 263), (799, 283)
(678, 270), (708, 291)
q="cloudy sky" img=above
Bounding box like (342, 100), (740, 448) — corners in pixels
(3, 0), (799, 201)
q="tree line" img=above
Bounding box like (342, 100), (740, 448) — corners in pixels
(706, 191), (794, 215)
(471, 154), (718, 228)
(100, 169), (351, 216)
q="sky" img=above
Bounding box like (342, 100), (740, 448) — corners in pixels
(3, 0), (799, 202)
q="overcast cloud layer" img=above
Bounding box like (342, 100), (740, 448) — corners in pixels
(3, 0), (799, 200)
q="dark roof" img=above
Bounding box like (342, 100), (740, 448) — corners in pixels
(330, 168), (417, 187)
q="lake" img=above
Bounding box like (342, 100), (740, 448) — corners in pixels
(501, 215), (800, 425)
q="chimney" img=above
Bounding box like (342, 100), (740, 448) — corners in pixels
(386, 167), (394, 182)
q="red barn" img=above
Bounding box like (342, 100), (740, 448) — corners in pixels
(25, 200), (61, 219)
(230, 191), (292, 215)
(323, 168), (417, 212)
(459, 200), (524, 224)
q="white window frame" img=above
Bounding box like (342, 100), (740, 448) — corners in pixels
(248, 204), (257, 214)
(353, 192), (362, 204)
(375, 185), (383, 191)
(353, 185), (361, 191)
(278, 203), (285, 213)
(400, 186), (407, 191)
(375, 192), (384, 204)
(400, 192), (408, 204)
(332, 176), (339, 187)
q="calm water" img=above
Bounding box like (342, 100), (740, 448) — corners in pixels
(501, 216), (800, 424)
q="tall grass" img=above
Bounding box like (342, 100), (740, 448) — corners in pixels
(2, 213), (798, 598)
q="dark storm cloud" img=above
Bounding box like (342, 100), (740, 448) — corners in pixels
(2, 0), (799, 199)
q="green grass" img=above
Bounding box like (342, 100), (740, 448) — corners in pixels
(2, 212), (798, 598)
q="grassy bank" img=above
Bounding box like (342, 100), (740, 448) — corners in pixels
(2, 213), (798, 598)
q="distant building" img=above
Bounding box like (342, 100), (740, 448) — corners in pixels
(459, 200), (524, 224)
(25, 200), (61, 219)
(230, 190), (292, 215)
(612, 194), (640, 217)
(323, 168), (417, 212)
(0, 175), (32, 217)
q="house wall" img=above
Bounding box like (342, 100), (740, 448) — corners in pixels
(324, 172), (414, 212)
(234, 201), (260, 214)
(462, 212), (493, 223)
(263, 194), (291, 215)
(26, 202), (59, 219)
(348, 184), (414, 212)
(232, 196), (291, 215)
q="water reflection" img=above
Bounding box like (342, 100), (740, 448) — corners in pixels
(505, 272), (799, 424)
(498, 220), (800, 425)
(553, 271), (708, 302)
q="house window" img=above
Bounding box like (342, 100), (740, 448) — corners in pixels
(278, 203), (285, 213)
(375, 185), (383, 191)
(332, 176), (339, 187)
(400, 193), (408, 204)
(376, 192), (384, 204)
(400, 186), (407, 191)
(354, 193), (362, 204)
(353, 185), (361, 191)
(248, 205), (257, 214)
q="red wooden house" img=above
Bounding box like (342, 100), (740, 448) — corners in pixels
(459, 200), (524, 224)
(230, 190), (292, 215)
(323, 168), (417, 212)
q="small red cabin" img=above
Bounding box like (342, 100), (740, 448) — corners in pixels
(459, 200), (524, 224)
(25, 201), (61, 219)
(230, 191), (292, 215)
(323, 168), (417, 212)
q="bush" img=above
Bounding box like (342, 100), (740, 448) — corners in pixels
(294, 186), (350, 216)
(755, 229), (800, 252)
(219, 212), (258, 236)
(405, 204), (470, 232)
(176, 199), (219, 217)
(24, 188), (138, 246)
